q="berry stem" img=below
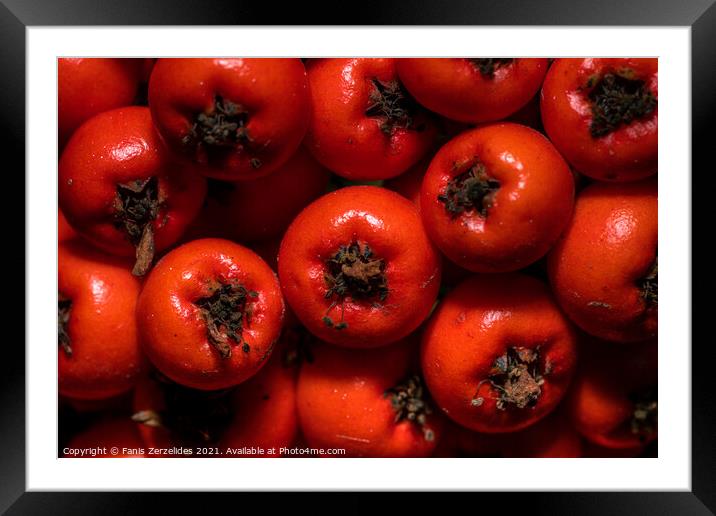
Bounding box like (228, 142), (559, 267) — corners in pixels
(113, 177), (162, 277)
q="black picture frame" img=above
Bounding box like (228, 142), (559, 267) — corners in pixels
(4, 0), (713, 513)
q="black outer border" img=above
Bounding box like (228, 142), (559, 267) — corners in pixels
(3, 0), (714, 513)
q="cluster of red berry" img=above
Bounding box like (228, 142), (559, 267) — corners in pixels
(59, 57), (657, 458)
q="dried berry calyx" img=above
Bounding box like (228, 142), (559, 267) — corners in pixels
(385, 374), (435, 441)
(438, 162), (500, 218)
(638, 254), (658, 307)
(182, 95), (260, 169)
(587, 71), (657, 138)
(132, 370), (235, 445)
(183, 95), (251, 150)
(365, 78), (420, 135)
(468, 58), (515, 78)
(58, 297), (72, 357)
(629, 388), (657, 441)
(323, 241), (389, 330)
(113, 176), (162, 277)
(195, 281), (258, 359)
(472, 346), (546, 410)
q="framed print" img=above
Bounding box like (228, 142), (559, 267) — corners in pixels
(4, 0), (714, 512)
